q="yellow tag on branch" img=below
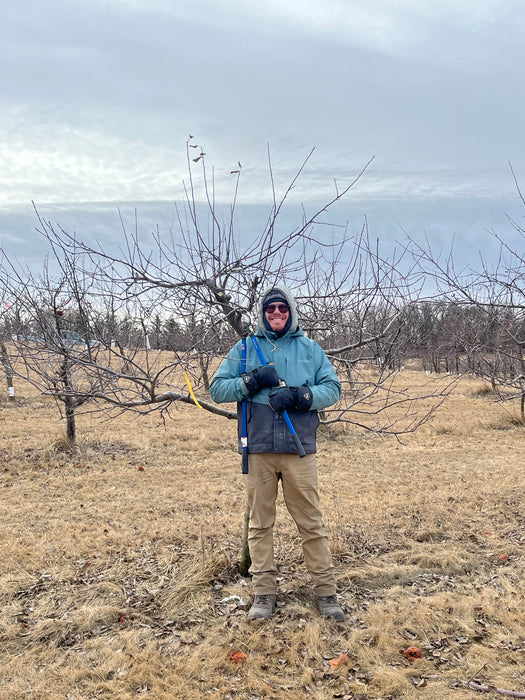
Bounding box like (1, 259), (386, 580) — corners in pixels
(184, 371), (203, 409)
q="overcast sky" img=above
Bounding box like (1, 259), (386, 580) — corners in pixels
(2, 0), (525, 263)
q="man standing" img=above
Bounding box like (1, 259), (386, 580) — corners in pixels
(210, 285), (344, 621)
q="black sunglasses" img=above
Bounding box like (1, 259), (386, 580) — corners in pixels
(266, 304), (289, 313)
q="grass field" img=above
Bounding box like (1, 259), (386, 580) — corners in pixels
(0, 368), (524, 699)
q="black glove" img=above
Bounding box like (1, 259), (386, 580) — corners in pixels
(241, 365), (280, 396)
(295, 384), (314, 411)
(269, 384), (313, 412)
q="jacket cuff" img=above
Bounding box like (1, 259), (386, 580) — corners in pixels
(239, 377), (251, 397)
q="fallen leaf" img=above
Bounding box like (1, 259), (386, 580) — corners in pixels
(328, 653), (349, 667)
(229, 651), (248, 664)
(404, 646), (423, 661)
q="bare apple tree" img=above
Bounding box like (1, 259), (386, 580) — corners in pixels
(408, 164), (525, 419)
(24, 142), (457, 438)
(1, 222), (232, 444)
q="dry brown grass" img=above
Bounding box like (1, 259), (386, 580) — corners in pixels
(0, 369), (524, 699)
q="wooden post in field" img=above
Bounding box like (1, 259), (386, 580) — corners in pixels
(0, 340), (15, 401)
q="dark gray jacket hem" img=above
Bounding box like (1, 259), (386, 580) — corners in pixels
(237, 401), (319, 455)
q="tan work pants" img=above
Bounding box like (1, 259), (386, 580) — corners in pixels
(244, 452), (336, 596)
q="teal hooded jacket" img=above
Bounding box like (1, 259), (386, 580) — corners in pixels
(209, 285), (341, 454)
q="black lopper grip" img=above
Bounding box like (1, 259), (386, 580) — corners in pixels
(291, 431), (307, 458)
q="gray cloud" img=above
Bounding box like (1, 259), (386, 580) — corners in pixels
(1, 0), (524, 218)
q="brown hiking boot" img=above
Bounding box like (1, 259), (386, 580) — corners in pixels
(247, 594), (276, 620)
(314, 594), (345, 621)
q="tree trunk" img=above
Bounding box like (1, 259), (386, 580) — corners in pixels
(65, 397), (76, 444)
(239, 502), (252, 577)
(199, 354), (210, 392)
(59, 356), (76, 445)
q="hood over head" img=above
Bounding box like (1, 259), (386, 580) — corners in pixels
(257, 285), (298, 337)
